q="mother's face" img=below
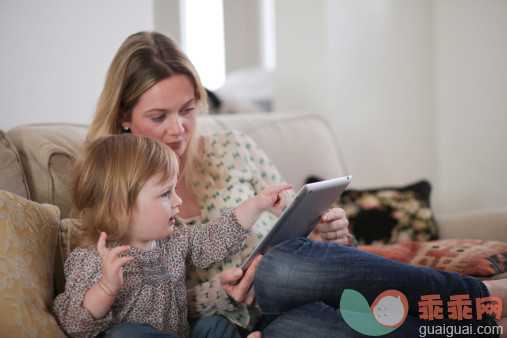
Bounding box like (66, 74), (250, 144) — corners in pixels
(121, 74), (197, 159)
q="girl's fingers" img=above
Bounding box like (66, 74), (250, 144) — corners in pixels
(264, 184), (292, 195)
(273, 184), (292, 194)
(108, 245), (131, 258)
(277, 191), (289, 209)
(114, 256), (134, 268)
(97, 232), (108, 258)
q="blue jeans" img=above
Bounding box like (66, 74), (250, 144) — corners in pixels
(103, 315), (240, 338)
(254, 238), (500, 337)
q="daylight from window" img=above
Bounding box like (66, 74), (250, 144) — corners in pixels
(180, 0), (226, 90)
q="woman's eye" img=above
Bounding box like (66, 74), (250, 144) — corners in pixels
(181, 107), (195, 115)
(151, 115), (166, 122)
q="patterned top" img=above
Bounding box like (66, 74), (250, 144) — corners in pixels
(183, 130), (296, 330)
(52, 208), (250, 338)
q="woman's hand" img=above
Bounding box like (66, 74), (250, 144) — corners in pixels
(97, 232), (133, 295)
(219, 255), (262, 305)
(308, 207), (349, 245)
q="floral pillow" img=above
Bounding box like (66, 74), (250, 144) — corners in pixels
(328, 179), (438, 245)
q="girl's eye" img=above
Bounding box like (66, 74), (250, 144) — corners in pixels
(161, 190), (170, 198)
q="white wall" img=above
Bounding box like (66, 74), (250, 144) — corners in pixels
(274, 0), (507, 214)
(2, 1), (506, 214)
(153, 0), (181, 45)
(223, 0), (262, 73)
(275, 0), (436, 192)
(0, 0), (154, 131)
(435, 0), (507, 213)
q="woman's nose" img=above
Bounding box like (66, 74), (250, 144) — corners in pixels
(165, 114), (184, 135)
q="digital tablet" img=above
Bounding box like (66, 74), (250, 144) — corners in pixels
(241, 175), (352, 271)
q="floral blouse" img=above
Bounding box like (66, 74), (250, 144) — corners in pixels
(182, 130), (296, 330)
(52, 208), (250, 338)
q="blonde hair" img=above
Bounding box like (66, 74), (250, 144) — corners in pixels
(86, 31), (207, 190)
(71, 134), (179, 248)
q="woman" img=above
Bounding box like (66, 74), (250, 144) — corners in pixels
(87, 31), (506, 337)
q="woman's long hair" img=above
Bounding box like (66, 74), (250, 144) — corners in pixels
(86, 31), (208, 197)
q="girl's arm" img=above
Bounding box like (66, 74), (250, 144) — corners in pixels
(52, 246), (121, 336)
(82, 232), (133, 319)
(234, 184), (292, 230)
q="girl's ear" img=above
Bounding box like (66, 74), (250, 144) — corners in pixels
(110, 201), (128, 223)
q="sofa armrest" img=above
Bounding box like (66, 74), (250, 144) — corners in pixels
(436, 206), (507, 242)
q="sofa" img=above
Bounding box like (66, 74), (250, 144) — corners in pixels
(1, 111), (506, 336)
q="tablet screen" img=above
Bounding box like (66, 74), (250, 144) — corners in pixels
(241, 175), (351, 270)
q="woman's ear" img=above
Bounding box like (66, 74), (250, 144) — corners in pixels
(118, 109), (130, 130)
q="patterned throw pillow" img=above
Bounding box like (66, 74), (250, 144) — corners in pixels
(0, 190), (66, 337)
(54, 218), (80, 296)
(360, 239), (507, 277)
(332, 180), (438, 245)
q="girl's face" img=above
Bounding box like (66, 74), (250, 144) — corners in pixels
(122, 74), (197, 159)
(125, 173), (181, 250)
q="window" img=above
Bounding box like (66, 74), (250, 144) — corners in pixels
(180, 0), (226, 90)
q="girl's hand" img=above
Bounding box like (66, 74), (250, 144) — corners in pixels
(97, 232), (133, 295)
(235, 184), (292, 230)
(308, 207), (349, 245)
(256, 184), (293, 211)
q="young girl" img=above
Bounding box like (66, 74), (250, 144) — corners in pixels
(52, 134), (291, 338)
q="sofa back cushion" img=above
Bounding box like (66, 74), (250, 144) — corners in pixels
(0, 130), (30, 199)
(7, 123), (87, 218)
(208, 112), (348, 189)
(7, 112), (347, 218)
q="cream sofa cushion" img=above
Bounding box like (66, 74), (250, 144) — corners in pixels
(0, 130), (30, 199)
(0, 190), (65, 337)
(6, 112), (347, 218)
(202, 112), (348, 188)
(7, 124), (87, 219)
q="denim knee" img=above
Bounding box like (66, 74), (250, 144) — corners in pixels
(256, 237), (314, 276)
(190, 315), (240, 338)
(261, 302), (348, 338)
(255, 238), (343, 290)
(104, 322), (167, 338)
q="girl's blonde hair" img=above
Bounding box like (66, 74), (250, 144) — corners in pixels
(86, 31), (207, 190)
(72, 134), (179, 248)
